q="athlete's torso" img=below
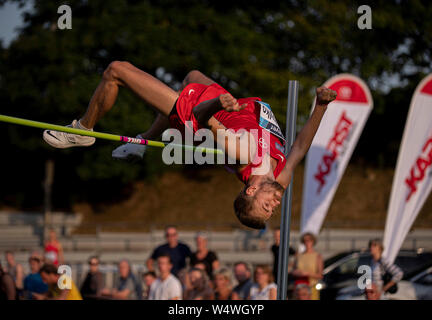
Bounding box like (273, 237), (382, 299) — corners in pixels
(170, 83), (287, 183)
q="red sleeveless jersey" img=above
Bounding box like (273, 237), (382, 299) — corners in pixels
(169, 83), (287, 183)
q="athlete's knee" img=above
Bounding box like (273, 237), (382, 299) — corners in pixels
(182, 70), (200, 86)
(103, 61), (130, 81)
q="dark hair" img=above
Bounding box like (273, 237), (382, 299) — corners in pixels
(368, 238), (384, 251)
(29, 257), (41, 264)
(233, 190), (265, 230)
(254, 264), (274, 283)
(39, 263), (58, 275)
(301, 232), (317, 245)
(234, 261), (251, 272)
(157, 254), (172, 264)
(88, 255), (100, 264)
(143, 271), (157, 278)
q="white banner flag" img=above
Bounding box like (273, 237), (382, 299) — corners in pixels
(300, 74), (373, 236)
(383, 74), (432, 263)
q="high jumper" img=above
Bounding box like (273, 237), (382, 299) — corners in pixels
(42, 62), (336, 229)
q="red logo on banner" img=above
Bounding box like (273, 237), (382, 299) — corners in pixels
(314, 111), (353, 194)
(405, 136), (432, 202)
(329, 80), (369, 103)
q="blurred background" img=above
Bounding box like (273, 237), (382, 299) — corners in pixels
(0, 0), (432, 300)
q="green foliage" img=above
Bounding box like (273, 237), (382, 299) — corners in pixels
(0, 0), (431, 209)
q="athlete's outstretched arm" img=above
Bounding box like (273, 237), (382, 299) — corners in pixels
(285, 87), (337, 171)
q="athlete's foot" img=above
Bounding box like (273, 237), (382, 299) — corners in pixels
(112, 134), (147, 162)
(43, 120), (96, 149)
(316, 87), (337, 105)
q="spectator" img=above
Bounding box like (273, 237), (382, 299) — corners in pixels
(148, 254), (183, 300)
(102, 259), (142, 300)
(270, 228), (296, 281)
(33, 263), (82, 300)
(142, 271), (157, 299)
(232, 262), (254, 300)
(248, 265), (277, 300)
(23, 256), (48, 300)
(184, 268), (214, 300)
(294, 283), (311, 300)
(0, 262), (17, 300)
(214, 268), (237, 300)
(44, 229), (64, 266)
(190, 232), (219, 279)
(368, 238), (403, 294)
(292, 232), (323, 300)
(146, 226), (191, 277)
(80, 256), (105, 299)
(4, 250), (24, 295)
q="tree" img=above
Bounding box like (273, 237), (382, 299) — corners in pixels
(0, 0), (430, 209)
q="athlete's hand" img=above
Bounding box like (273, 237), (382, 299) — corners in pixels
(316, 87), (337, 106)
(219, 93), (247, 112)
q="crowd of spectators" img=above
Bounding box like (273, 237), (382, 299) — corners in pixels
(0, 227), (403, 301)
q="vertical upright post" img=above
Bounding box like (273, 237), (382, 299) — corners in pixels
(276, 80), (298, 300)
(43, 159), (55, 244)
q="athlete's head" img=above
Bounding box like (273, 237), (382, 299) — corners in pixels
(234, 178), (284, 229)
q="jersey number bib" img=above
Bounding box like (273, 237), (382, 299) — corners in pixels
(257, 101), (285, 141)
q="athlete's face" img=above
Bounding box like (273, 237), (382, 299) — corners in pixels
(251, 180), (283, 221)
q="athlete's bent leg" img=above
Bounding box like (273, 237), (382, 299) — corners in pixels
(43, 61), (178, 149)
(178, 70), (217, 92)
(81, 61), (179, 129)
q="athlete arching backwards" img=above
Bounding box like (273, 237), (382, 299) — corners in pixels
(43, 62), (336, 229)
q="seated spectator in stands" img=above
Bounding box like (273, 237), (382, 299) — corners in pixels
(4, 250), (24, 296)
(184, 268), (214, 300)
(248, 265), (277, 300)
(232, 262), (254, 300)
(33, 263), (82, 300)
(80, 256), (105, 300)
(270, 228), (296, 281)
(44, 229), (64, 266)
(294, 283), (312, 300)
(23, 256), (48, 300)
(190, 232), (219, 279)
(146, 226), (191, 277)
(142, 271), (157, 300)
(214, 268), (237, 300)
(0, 262), (17, 300)
(292, 232), (323, 300)
(101, 259), (142, 300)
(148, 255), (183, 300)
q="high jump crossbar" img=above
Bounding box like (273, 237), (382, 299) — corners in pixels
(0, 114), (224, 155)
